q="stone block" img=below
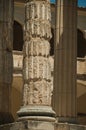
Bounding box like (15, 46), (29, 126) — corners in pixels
(0, 120), (55, 130)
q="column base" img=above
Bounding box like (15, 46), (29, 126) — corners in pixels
(24, 120), (55, 130)
(17, 105), (56, 130)
(18, 116), (56, 122)
(17, 105), (56, 122)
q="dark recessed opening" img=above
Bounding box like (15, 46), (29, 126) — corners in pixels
(13, 21), (23, 51)
(50, 28), (54, 56)
(77, 29), (86, 57)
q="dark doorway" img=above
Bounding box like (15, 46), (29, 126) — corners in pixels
(13, 21), (23, 51)
(77, 29), (86, 57)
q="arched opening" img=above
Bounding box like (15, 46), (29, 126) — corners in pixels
(50, 28), (86, 57)
(77, 29), (86, 124)
(13, 21), (23, 51)
(77, 29), (86, 57)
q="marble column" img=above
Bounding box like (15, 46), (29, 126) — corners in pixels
(0, 0), (13, 124)
(53, 0), (77, 123)
(17, 0), (55, 127)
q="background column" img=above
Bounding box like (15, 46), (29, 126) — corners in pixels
(53, 0), (77, 123)
(0, 0), (13, 124)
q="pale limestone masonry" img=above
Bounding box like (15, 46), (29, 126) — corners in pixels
(17, 0), (55, 126)
(1, 121), (86, 130)
(22, 1), (52, 106)
(77, 57), (86, 74)
(13, 51), (23, 70)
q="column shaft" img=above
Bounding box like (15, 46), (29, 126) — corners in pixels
(53, 0), (77, 123)
(0, 0), (13, 124)
(18, 0), (55, 123)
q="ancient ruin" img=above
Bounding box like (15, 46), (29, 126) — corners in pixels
(0, 0), (86, 130)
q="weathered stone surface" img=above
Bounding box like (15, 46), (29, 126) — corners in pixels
(0, 0), (13, 84)
(0, 25), (13, 84)
(0, 120), (55, 130)
(25, 21), (51, 38)
(24, 1), (51, 39)
(1, 122), (86, 130)
(23, 38), (50, 56)
(23, 56), (51, 81)
(26, 1), (51, 21)
(17, 2), (56, 129)
(22, 0), (52, 107)
(23, 80), (52, 105)
(0, 0), (13, 22)
(18, 0), (55, 119)
(0, 0), (13, 124)
(53, 0), (77, 122)
(13, 51), (23, 70)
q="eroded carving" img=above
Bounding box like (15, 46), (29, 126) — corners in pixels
(25, 20), (52, 38)
(23, 56), (51, 80)
(23, 0), (52, 107)
(23, 80), (52, 105)
(26, 2), (51, 21)
(23, 38), (50, 56)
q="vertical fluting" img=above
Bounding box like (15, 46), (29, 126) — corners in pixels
(53, 0), (77, 123)
(18, 0), (55, 120)
(0, 0), (13, 123)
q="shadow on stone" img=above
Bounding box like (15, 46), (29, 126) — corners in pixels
(0, 112), (14, 125)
